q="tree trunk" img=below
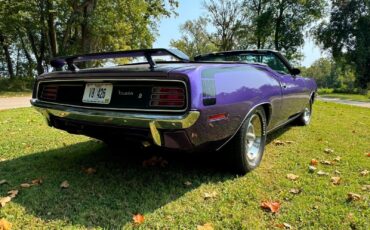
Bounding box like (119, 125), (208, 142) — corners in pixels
(274, 4), (284, 51)
(47, 0), (58, 57)
(0, 34), (14, 78)
(81, 0), (96, 53)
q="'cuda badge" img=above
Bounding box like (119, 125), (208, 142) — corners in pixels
(118, 90), (134, 96)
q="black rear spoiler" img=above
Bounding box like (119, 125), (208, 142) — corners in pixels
(50, 48), (190, 71)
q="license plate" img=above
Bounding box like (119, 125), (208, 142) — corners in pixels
(82, 83), (113, 104)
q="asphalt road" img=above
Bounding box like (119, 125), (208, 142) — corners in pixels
(0, 96), (31, 110)
(0, 96), (369, 111)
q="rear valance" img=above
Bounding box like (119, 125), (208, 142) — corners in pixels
(50, 48), (190, 71)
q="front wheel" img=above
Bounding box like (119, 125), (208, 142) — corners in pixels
(295, 101), (312, 126)
(225, 107), (267, 174)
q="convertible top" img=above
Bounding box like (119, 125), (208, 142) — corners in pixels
(50, 48), (190, 71)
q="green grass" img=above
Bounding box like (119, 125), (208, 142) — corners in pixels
(320, 93), (370, 102)
(0, 102), (369, 229)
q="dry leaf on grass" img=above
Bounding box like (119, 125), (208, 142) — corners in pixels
(347, 192), (361, 201)
(285, 141), (295, 144)
(261, 201), (281, 213)
(204, 191), (217, 200)
(20, 183), (31, 188)
(60, 180), (69, 189)
(197, 223), (214, 230)
(0, 197), (11, 208)
(289, 188), (301, 194)
(142, 156), (168, 168)
(286, 174), (299, 181)
(310, 159), (318, 166)
(184, 181), (192, 186)
(324, 148), (334, 154)
(334, 170), (341, 175)
(367, 152), (370, 157)
(132, 214), (145, 224)
(82, 167), (97, 175)
(0, 219), (12, 230)
(0, 180), (7, 185)
(321, 160), (332, 165)
(308, 166), (317, 173)
(361, 185), (370, 191)
(334, 156), (341, 162)
(317, 170), (329, 176)
(331, 177), (341, 185)
(360, 170), (369, 176)
(31, 179), (43, 185)
(276, 223), (292, 229)
(7, 190), (18, 199)
(273, 140), (285, 146)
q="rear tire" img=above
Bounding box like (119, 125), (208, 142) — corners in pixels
(225, 107), (267, 174)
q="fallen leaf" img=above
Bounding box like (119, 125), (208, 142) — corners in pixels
(197, 223), (214, 230)
(286, 174), (299, 181)
(7, 190), (18, 199)
(331, 176), (341, 185)
(0, 219), (12, 230)
(184, 181), (192, 186)
(0, 197), (11, 207)
(261, 201), (281, 213)
(60, 180), (69, 189)
(321, 160), (332, 165)
(310, 159), (318, 166)
(142, 156), (168, 168)
(367, 152), (370, 157)
(204, 191), (217, 200)
(132, 214), (145, 224)
(333, 156), (341, 162)
(20, 183), (31, 188)
(324, 148), (334, 154)
(347, 192), (361, 201)
(285, 141), (295, 144)
(360, 170), (369, 176)
(0, 180), (7, 185)
(283, 223), (292, 229)
(361, 185), (370, 191)
(83, 167), (97, 175)
(31, 179), (43, 185)
(317, 170), (329, 176)
(273, 140), (285, 146)
(289, 188), (301, 194)
(308, 166), (317, 173)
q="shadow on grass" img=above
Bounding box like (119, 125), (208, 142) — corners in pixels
(0, 140), (235, 228)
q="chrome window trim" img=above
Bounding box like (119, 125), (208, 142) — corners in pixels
(36, 78), (189, 113)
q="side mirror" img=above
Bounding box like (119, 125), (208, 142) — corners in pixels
(291, 68), (301, 76)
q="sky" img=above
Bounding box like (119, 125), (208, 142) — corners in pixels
(153, 0), (323, 67)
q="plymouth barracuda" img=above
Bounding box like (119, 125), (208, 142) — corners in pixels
(31, 48), (317, 174)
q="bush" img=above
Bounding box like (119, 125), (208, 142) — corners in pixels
(317, 88), (334, 94)
(332, 87), (360, 94)
(0, 77), (35, 92)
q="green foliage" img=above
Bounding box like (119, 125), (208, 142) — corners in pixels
(170, 17), (218, 58)
(315, 0), (370, 91)
(0, 77), (34, 93)
(0, 0), (178, 77)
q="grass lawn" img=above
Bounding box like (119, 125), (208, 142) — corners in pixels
(320, 93), (370, 102)
(0, 101), (369, 229)
(0, 91), (32, 98)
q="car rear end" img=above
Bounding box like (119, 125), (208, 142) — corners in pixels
(31, 69), (199, 150)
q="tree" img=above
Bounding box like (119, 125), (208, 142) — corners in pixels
(170, 18), (217, 58)
(315, 0), (370, 93)
(203, 0), (245, 51)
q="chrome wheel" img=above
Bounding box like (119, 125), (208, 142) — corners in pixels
(302, 106), (311, 124)
(245, 114), (263, 166)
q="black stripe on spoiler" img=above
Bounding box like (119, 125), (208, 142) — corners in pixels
(50, 48), (190, 71)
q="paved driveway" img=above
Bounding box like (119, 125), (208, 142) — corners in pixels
(0, 96), (31, 110)
(318, 97), (370, 108)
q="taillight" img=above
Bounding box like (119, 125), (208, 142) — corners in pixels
(150, 87), (185, 108)
(40, 85), (58, 100)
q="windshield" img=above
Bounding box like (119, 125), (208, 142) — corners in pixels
(197, 52), (290, 74)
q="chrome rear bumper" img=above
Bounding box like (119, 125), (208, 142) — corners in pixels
(30, 99), (200, 146)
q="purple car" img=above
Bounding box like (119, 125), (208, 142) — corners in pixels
(31, 49), (316, 174)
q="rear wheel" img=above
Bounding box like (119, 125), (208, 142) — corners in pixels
(226, 107), (267, 174)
